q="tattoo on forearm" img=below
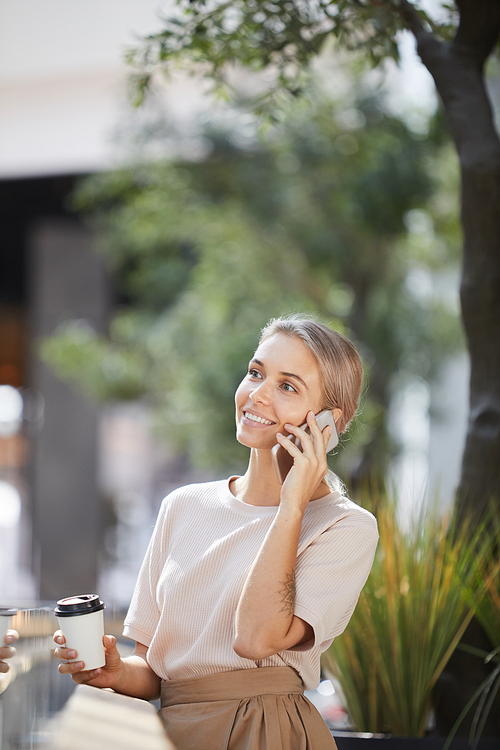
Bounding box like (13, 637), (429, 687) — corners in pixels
(278, 571), (296, 616)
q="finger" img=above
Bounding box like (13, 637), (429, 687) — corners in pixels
(283, 419), (316, 458)
(54, 646), (79, 662)
(103, 635), (121, 667)
(4, 630), (19, 644)
(0, 661), (10, 674)
(305, 412), (329, 447)
(71, 668), (103, 685)
(294, 412), (329, 474)
(276, 432), (304, 459)
(54, 630), (66, 646)
(0, 645), (16, 660)
(58, 660), (85, 676)
(302, 412), (332, 457)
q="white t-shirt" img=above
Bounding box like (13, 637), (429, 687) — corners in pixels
(123, 478), (378, 690)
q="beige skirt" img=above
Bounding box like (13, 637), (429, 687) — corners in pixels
(159, 666), (338, 750)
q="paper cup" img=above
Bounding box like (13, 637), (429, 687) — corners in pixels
(54, 594), (105, 671)
(0, 609), (18, 644)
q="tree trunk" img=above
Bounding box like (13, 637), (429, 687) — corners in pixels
(402, 0), (500, 734)
(405, 0), (500, 523)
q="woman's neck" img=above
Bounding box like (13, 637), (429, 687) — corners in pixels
(231, 450), (281, 506)
(230, 449), (331, 507)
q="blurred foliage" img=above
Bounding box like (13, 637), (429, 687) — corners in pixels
(42, 194), (313, 469)
(125, 1), (461, 109)
(42, 83), (463, 476)
(475, 512), (500, 652)
(322, 492), (500, 735)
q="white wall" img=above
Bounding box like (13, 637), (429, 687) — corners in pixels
(0, 0), (440, 179)
(0, 0), (170, 177)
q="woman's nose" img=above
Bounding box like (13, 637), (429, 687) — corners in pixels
(251, 380), (271, 404)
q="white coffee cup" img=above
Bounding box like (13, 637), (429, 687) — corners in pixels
(0, 609), (18, 644)
(54, 594), (105, 671)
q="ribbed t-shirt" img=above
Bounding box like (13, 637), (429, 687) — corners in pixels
(123, 478), (378, 690)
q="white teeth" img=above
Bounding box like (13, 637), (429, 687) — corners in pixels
(244, 412), (273, 425)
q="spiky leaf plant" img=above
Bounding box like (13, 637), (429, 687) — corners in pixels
(475, 513), (500, 653)
(322, 494), (497, 736)
(441, 512), (500, 749)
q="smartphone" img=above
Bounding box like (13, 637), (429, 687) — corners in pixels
(271, 409), (339, 485)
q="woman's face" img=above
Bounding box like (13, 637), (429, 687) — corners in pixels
(235, 333), (325, 451)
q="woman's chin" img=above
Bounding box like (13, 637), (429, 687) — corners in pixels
(236, 430), (277, 451)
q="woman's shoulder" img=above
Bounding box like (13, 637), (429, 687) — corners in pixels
(300, 492), (378, 552)
(307, 492), (378, 543)
(333, 495), (378, 538)
(335, 494), (377, 525)
(159, 478), (228, 511)
(312, 490), (376, 524)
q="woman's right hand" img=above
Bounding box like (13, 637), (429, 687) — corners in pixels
(53, 630), (123, 688)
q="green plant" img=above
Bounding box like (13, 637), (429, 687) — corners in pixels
(321, 493), (497, 736)
(442, 645), (500, 750)
(442, 513), (500, 749)
(475, 529), (500, 653)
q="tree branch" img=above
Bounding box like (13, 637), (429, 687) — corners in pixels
(396, 0), (500, 171)
(395, 0), (447, 76)
(454, 0), (500, 65)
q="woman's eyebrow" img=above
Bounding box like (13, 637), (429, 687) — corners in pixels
(281, 371), (308, 389)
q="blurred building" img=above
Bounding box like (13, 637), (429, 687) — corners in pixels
(0, 1), (176, 603)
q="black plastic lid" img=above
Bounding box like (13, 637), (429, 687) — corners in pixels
(0, 608), (18, 617)
(54, 594), (104, 617)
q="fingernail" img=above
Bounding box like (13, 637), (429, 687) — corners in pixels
(276, 432), (283, 438)
(5, 635), (13, 643)
(74, 662), (84, 669)
(68, 650), (77, 659)
(56, 636), (64, 644)
(93, 669), (101, 676)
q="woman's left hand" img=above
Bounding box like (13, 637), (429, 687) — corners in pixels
(0, 630), (19, 674)
(276, 411), (332, 511)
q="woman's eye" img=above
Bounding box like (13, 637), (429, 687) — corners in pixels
(248, 369), (262, 379)
(282, 382), (296, 393)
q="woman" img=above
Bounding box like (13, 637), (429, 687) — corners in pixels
(55, 315), (378, 749)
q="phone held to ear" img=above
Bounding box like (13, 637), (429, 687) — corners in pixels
(271, 409), (339, 485)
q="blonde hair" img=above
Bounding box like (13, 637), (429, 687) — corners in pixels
(259, 315), (363, 433)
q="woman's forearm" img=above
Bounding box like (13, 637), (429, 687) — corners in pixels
(233, 504), (311, 660)
(233, 415), (332, 659)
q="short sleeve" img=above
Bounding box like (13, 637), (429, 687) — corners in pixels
(122, 497), (170, 647)
(291, 510), (378, 651)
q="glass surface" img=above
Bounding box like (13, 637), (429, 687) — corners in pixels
(0, 605), (75, 750)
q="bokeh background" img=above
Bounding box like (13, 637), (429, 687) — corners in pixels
(1, 0), (500, 743)
(0, 0), (477, 606)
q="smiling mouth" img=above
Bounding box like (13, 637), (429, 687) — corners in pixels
(243, 411), (275, 426)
